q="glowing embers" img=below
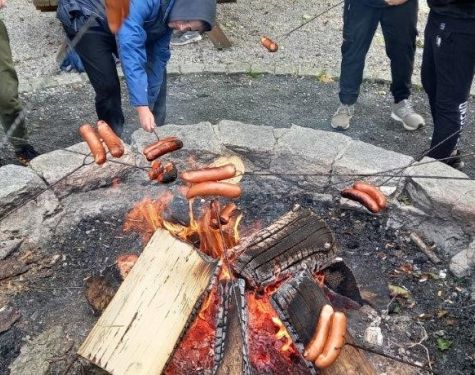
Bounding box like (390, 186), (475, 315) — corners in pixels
(247, 293), (310, 374)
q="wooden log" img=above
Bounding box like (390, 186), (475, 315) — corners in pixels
(78, 229), (217, 375)
(207, 24), (232, 50)
(271, 270), (377, 375)
(33, 0), (58, 11)
(216, 279), (251, 375)
(232, 205), (336, 289)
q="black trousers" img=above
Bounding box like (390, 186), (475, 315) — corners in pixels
(339, 0), (418, 105)
(67, 27), (125, 136)
(422, 14), (475, 160)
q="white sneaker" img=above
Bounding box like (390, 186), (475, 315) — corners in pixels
(331, 104), (355, 130)
(391, 99), (425, 131)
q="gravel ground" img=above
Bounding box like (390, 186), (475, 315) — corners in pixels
(1, 0), (431, 83)
(1, 73), (474, 178)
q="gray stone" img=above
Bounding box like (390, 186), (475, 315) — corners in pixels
(406, 158), (475, 220)
(131, 122), (222, 167)
(216, 120), (276, 171)
(0, 239), (23, 260)
(271, 125), (352, 189)
(450, 242), (475, 278)
(9, 326), (67, 375)
(0, 189), (61, 249)
(0, 165), (46, 217)
(36, 142), (137, 199)
(364, 326), (384, 347)
(331, 140), (414, 190)
(29, 148), (86, 185)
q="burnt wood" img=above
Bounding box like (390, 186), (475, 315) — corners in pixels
(232, 206), (336, 289)
(216, 279), (251, 375)
(271, 271), (377, 375)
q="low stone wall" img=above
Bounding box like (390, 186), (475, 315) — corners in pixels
(1, 121), (474, 283)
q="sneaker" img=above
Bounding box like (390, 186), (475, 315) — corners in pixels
(170, 31), (202, 46)
(445, 149), (465, 170)
(15, 144), (40, 166)
(391, 99), (425, 131)
(331, 104), (355, 130)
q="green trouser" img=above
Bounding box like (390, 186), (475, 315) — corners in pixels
(0, 19), (27, 151)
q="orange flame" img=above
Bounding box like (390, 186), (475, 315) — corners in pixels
(123, 193), (241, 259)
(247, 293), (295, 355)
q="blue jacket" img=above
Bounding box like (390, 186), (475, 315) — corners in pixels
(117, 0), (175, 107)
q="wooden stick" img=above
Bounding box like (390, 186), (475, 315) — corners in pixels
(207, 24), (232, 50)
(409, 232), (441, 264)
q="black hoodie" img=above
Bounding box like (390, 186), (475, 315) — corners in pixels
(168, 0), (216, 31)
(428, 0), (475, 19)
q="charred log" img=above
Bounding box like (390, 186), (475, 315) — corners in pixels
(232, 206), (336, 289)
(216, 279), (251, 375)
(271, 270), (377, 375)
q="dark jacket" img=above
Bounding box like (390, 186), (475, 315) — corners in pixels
(57, 0), (106, 33)
(428, 0), (475, 19)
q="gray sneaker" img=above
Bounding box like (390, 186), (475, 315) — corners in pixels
(391, 99), (425, 131)
(331, 104), (355, 130)
(170, 31), (202, 46)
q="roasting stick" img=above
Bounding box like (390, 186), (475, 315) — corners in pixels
(345, 342), (436, 374)
(279, 0), (344, 38)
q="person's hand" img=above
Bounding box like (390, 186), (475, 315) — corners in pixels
(385, 0), (408, 5)
(0, 0), (7, 10)
(136, 106), (156, 133)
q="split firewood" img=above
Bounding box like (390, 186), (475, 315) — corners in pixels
(409, 232), (441, 264)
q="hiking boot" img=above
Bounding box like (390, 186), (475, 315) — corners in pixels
(445, 149), (465, 170)
(391, 99), (425, 131)
(331, 104), (354, 130)
(15, 144), (40, 166)
(170, 31), (202, 46)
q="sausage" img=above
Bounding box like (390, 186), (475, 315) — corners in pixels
(186, 182), (241, 200)
(105, 0), (129, 33)
(314, 311), (347, 369)
(143, 137), (178, 155)
(219, 203), (238, 225)
(304, 304), (334, 362)
(341, 188), (381, 214)
(353, 181), (387, 210)
(144, 139), (183, 161)
(181, 164), (237, 184)
(97, 120), (124, 158)
(157, 162), (177, 184)
(147, 161), (162, 181)
(261, 36), (278, 52)
(79, 124), (107, 165)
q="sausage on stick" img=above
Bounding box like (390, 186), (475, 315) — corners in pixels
(181, 164), (237, 184)
(79, 124), (107, 165)
(97, 120), (124, 158)
(314, 311), (347, 369)
(304, 304), (334, 362)
(341, 188), (380, 214)
(186, 182), (241, 200)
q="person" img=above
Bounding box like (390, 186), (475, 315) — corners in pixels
(422, 0), (475, 169)
(331, 0), (425, 131)
(0, 0), (39, 165)
(57, 0), (216, 136)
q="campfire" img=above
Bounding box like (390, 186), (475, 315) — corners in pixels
(77, 133), (374, 375)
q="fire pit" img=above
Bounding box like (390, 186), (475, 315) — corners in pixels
(1, 120), (474, 374)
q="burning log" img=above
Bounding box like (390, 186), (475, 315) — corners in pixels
(270, 270), (377, 375)
(216, 279), (252, 375)
(232, 205), (336, 289)
(78, 229), (217, 375)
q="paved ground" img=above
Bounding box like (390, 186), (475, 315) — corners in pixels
(1, 73), (474, 178)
